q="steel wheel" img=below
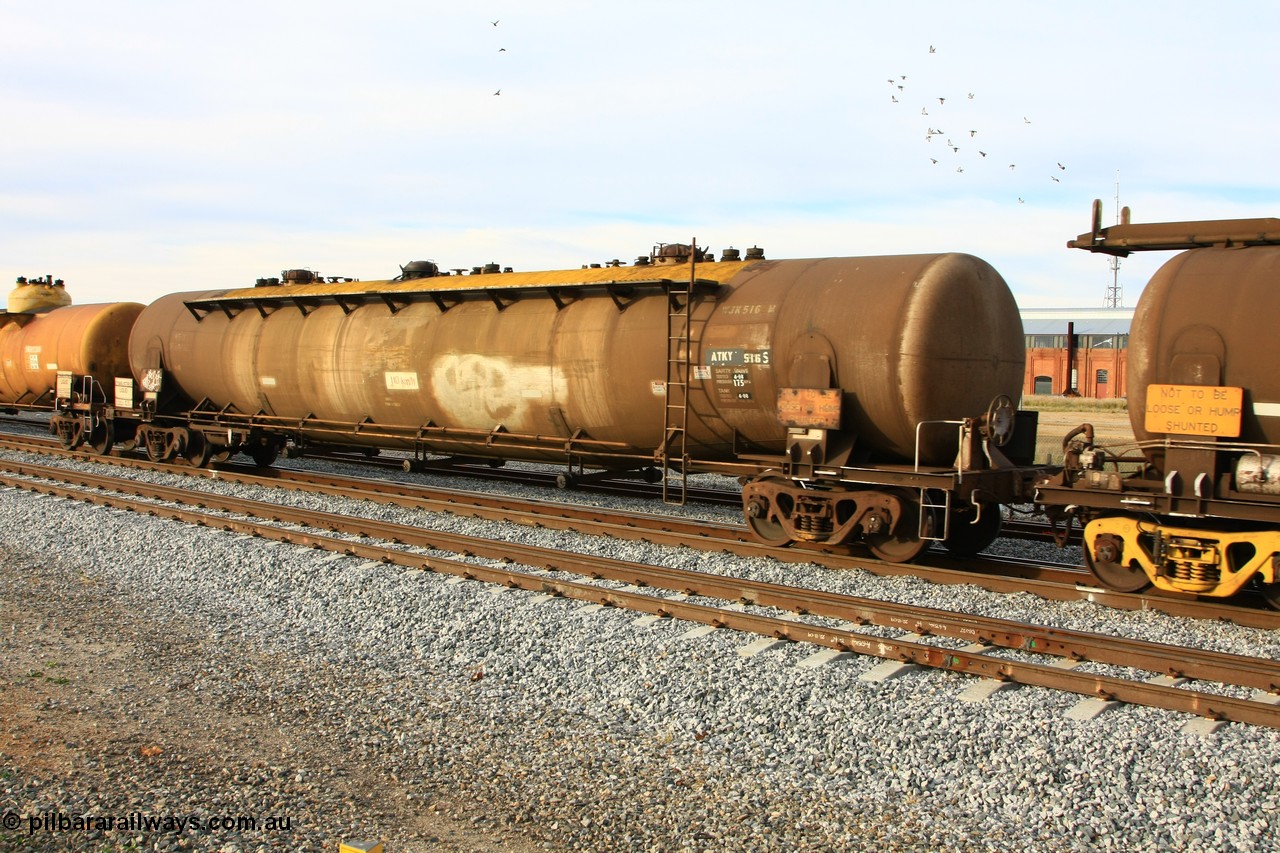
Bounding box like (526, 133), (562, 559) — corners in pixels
(185, 431), (213, 468)
(746, 513), (792, 547)
(743, 476), (793, 547)
(88, 419), (114, 455)
(942, 504), (1003, 557)
(865, 490), (932, 563)
(55, 418), (82, 450)
(249, 440), (280, 467)
(1083, 535), (1150, 592)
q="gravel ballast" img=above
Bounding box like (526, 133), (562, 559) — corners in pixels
(2, 448), (1279, 852)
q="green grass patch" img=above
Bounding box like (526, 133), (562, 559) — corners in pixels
(1021, 395), (1128, 413)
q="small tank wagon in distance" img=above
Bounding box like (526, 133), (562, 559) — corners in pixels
(94, 243), (1048, 563)
(1037, 202), (1280, 606)
(0, 275), (143, 451)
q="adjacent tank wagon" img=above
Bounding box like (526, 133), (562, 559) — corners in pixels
(1038, 203), (1280, 603)
(1, 276), (143, 452)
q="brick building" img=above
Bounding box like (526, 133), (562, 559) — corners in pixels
(1021, 307), (1133, 399)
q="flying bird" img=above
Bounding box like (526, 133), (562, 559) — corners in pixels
(938, 97), (945, 104)
(1023, 116), (1031, 123)
(491, 19), (499, 26)
(499, 48), (506, 52)
(1051, 175), (1060, 182)
(978, 151), (987, 157)
(967, 92), (975, 99)
(921, 107), (928, 115)
(930, 158), (938, 164)
(493, 89), (501, 95)
(891, 95), (899, 103)
(929, 45), (936, 53)
(1058, 162), (1066, 170)
(1018, 197), (1025, 204)
(969, 130), (976, 137)
(956, 166), (964, 173)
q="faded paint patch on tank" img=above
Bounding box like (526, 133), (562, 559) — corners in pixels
(428, 353), (569, 430)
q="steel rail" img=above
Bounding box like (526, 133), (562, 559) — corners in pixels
(4, 463), (1280, 727)
(306, 450), (1082, 545)
(0, 449), (1133, 612)
(300, 449), (744, 504)
(0, 435), (1086, 580)
(1, 436), (1279, 628)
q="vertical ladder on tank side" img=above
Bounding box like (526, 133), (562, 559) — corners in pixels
(660, 241), (696, 505)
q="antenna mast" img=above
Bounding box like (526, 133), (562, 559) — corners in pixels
(1105, 174), (1123, 308)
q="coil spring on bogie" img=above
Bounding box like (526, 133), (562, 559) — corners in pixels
(794, 498), (834, 535)
(795, 515), (833, 535)
(793, 491), (834, 532)
(1169, 563), (1220, 584)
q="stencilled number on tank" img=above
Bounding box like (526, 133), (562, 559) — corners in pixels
(711, 366), (758, 407)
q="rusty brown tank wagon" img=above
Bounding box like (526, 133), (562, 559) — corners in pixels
(0, 276), (144, 451)
(1037, 202), (1280, 605)
(115, 243), (1040, 561)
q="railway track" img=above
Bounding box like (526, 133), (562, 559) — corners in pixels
(302, 447), (744, 505)
(0, 420), (1068, 539)
(303, 446), (1080, 544)
(122, 427), (1071, 544)
(0, 430), (1273, 627)
(3, 455), (1280, 729)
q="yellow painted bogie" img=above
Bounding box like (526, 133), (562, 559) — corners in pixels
(1084, 517), (1280, 598)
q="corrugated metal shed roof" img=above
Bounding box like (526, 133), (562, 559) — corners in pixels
(1020, 306), (1133, 336)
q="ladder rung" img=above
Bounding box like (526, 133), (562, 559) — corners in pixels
(663, 293), (690, 506)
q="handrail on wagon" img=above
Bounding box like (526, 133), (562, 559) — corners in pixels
(182, 277), (724, 321)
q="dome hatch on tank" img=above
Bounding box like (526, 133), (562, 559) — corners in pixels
(7, 276), (72, 314)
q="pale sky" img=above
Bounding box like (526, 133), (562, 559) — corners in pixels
(3, 1), (1276, 309)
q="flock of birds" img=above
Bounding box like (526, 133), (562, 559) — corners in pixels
(492, 19), (503, 96)
(888, 44), (1068, 203)
(482, 29), (1066, 207)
